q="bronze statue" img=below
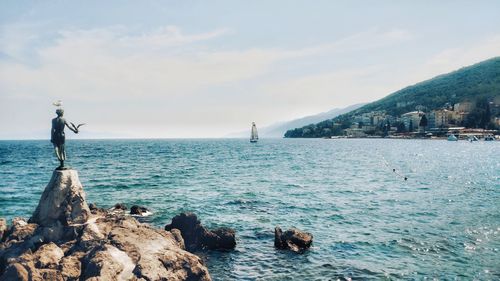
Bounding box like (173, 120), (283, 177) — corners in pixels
(51, 108), (84, 169)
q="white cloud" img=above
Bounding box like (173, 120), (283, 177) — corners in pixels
(0, 26), (414, 103)
(0, 24), (428, 137)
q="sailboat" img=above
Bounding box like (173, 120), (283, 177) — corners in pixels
(250, 122), (259, 143)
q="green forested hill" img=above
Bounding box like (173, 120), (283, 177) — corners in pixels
(285, 57), (500, 138)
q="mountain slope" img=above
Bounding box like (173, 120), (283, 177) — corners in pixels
(259, 103), (365, 137)
(350, 56), (500, 117)
(285, 57), (500, 137)
(226, 103), (365, 138)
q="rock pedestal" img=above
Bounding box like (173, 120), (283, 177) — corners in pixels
(30, 170), (91, 227)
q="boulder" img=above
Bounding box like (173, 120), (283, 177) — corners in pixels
(165, 213), (236, 251)
(34, 243), (64, 269)
(4, 218), (38, 243)
(204, 228), (236, 250)
(59, 255), (81, 279)
(130, 205), (149, 216)
(30, 170), (91, 227)
(113, 203), (127, 211)
(82, 245), (125, 280)
(274, 226), (313, 253)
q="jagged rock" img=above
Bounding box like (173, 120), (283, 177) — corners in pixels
(130, 205), (149, 216)
(88, 203), (98, 211)
(204, 228), (236, 250)
(4, 218), (38, 243)
(82, 245), (125, 280)
(274, 226), (313, 252)
(165, 213), (236, 251)
(30, 170), (91, 227)
(170, 228), (185, 250)
(165, 213), (205, 251)
(59, 255), (81, 279)
(0, 170), (212, 281)
(34, 243), (64, 269)
(0, 219), (6, 242)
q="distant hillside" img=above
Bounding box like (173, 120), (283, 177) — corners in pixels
(260, 103), (365, 137)
(285, 57), (500, 138)
(226, 103), (365, 138)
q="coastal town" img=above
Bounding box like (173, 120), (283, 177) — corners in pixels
(343, 98), (500, 139)
(286, 96), (500, 140)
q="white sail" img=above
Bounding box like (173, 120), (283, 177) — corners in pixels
(250, 122), (258, 142)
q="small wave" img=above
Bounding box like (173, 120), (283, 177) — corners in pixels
(225, 199), (259, 205)
(130, 210), (153, 217)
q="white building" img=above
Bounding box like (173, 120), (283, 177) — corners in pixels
(401, 111), (424, 131)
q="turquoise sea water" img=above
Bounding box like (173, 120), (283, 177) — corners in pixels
(0, 139), (499, 280)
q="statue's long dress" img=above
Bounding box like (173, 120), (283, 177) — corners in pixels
(51, 118), (67, 161)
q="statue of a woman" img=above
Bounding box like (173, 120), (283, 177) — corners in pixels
(51, 109), (80, 169)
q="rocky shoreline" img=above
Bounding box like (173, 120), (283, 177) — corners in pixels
(0, 169), (312, 280)
(0, 170), (211, 280)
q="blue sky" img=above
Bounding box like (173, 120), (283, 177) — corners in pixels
(1, 0), (500, 138)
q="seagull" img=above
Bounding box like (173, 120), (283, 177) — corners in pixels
(52, 100), (63, 107)
(70, 122), (86, 133)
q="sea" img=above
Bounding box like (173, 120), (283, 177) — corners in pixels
(0, 138), (499, 280)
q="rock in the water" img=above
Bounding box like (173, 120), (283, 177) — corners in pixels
(204, 227), (237, 250)
(274, 226), (313, 252)
(165, 213), (236, 251)
(113, 203), (127, 211)
(30, 170), (91, 227)
(88, 203), (98, 211)
(130, 205), (149, 216)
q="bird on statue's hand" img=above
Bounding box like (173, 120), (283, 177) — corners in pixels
(70, 122), (85, 133)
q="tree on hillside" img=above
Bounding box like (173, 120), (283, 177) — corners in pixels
(465, 97), (492, 128)
(419, 114), (428, 132)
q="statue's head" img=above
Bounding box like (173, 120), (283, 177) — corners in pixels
(56, 108), (64, 117)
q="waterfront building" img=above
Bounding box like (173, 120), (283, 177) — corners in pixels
(431, 109), (450, 128)
(401, 111), (424, 131)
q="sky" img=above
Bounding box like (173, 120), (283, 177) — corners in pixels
(1, 0), (500, 139)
